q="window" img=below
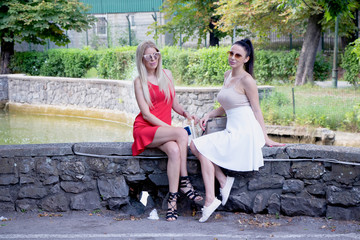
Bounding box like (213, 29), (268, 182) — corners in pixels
(96, 17), (107, 35)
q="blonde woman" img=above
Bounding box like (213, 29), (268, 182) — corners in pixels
(132, 41), (203, 221)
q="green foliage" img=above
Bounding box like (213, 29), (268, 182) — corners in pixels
(0, 0), (95, 46)
(254, 50), (299, 84)
(39, 49), (65, 77)
(261, 90), (293, 126)
(149, 0), (228, 46)
(341, 41), (360, 85)
(38, 49), (99, 78)
(261, 85), (360, 132)
(313, 53), (331, 81)
(97, 47), (136, 80)
(118, 29), (139, 47)
(343, 103), (360, 132)
(10, 51), (47, 75)
(161, 46), (229, 85)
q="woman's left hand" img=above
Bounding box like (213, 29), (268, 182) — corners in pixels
(265, 138), (286, 147)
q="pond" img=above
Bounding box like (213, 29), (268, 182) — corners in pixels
(0, 110), (133, 145)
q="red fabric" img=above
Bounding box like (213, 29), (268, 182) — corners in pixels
(132, 82), (174, 156)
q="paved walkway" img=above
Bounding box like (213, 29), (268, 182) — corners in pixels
(0, 210), (359, 240)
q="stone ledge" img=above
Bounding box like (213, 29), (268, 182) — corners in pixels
(0, 143), (73, 157)
(1, 142), (359, 163)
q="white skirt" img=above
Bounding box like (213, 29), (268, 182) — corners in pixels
(193, 106), (265, 171)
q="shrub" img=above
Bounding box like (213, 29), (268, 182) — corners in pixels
(343, 103), (360, 132)
(341, 40), (360, 86)
(254, 50), (299, 84)
(313, 53), (331, 81)
(10, 51), (47, 75)
(97, 47), (136, 80)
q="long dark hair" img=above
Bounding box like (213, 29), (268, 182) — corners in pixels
(233, 38), (254, 77)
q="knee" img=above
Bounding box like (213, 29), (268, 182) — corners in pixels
(166, 142), (181, 160)
(176, 127), (189, 143)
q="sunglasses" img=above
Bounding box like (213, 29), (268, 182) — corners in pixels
(143, 52), (161, 61)
(227, 51), (243, 61)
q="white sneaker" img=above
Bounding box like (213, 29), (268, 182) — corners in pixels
(199, 198), (221, 223)
(220, 176), (234, 206)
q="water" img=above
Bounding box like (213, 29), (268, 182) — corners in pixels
(0, 110), (133, 145)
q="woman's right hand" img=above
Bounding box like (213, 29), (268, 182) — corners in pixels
(199, 114), (210, 131)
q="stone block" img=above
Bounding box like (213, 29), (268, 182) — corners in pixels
(97, 176), (129, 200)
(18, 185), (47, 199)
(148, 173), (168, 187)
(286, 144), (360, 162)
(86, 158), (110, 173)
(43, 176), (59, 185)
(248, 175), (284, 190)
(0, 202), (15, 211)
(282, 180), (304, 193)
(253, 193), (267, 213)
(107, 197), (129, 210)
(0, 174), (19, 185)
(124, 174), (147, 182)
(291, 162), (325, 179)
(304, 180), (325, 197)
(322, 164), (360, 185)
(326, 186), (360, 207)
(267, 193), (280, 215)
(0, 158), (15, 174)
(228, 192), (252, 213)
(123, 159), (141, 174)
(16, 199), (38, 212)
(280, 194), (326, 217)
(0, 187), (12, 202)
(20, 176), (35, 184)
(59, 161), (86, 181)
(326, 205), (360, 221)
(40, 193), (69, 212)
(0, 143), (73, 157)
(70, 191), (101, 210)
(17, 157), (35, 174)
(36, 157), (58, 175)
(271, 161), (291, 178)
(60, 181), (96, 194)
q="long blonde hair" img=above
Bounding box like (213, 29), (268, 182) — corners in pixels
(135, 41), (174, 108)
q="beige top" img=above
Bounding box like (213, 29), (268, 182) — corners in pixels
(217, 73), (250, 111)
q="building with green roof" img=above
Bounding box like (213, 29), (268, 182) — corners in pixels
(80, 0), (163, 14)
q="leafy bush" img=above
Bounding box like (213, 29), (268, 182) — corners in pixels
(39, 49), (65, 77)
(341, 40), (360, 86)
(254, 50), (299, 84)
(343, 103), (360, 132)
(97, 47), (136, 80)
(313, 53), (331, 81)
(10, 51), (47, 75)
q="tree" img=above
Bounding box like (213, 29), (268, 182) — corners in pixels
(214, 0), (359, 85)
(0, 0), (95, 74)
(148, 0), (228, 47)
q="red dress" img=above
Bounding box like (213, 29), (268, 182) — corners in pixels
(132, 82), (174, 156)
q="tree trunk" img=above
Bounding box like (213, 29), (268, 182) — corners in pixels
(209, 20), (219, 46)
(295, 14), (323, 85)
(1, 40), (14, 74)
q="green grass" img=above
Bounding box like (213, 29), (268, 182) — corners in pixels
(261, 84), (360, 132)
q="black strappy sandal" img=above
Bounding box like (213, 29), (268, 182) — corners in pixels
(179, 176), (203, 202)
(166, 192), (179, 221)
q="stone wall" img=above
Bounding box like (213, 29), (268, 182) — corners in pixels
(0, 143), (359, 221)
(0, 75), (272, 123)
(0, 76), (8, 109)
